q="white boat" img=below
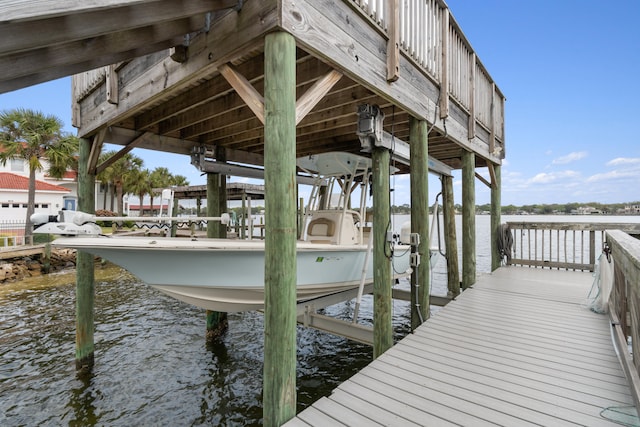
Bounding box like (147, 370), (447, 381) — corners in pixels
(34, 152), (413, 312)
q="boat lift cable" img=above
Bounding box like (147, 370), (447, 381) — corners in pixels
(352, 228), (374, 323)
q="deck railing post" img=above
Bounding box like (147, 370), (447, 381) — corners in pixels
(263, 31), (297, 427)
(589, 230), (596, 271)
(76, 136), (96, 372)
(462, 150), (476, 288)
(409, 117), (429, 329)
(491, 164), (501, 271)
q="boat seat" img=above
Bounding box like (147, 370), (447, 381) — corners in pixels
(307, 217), (335, 243)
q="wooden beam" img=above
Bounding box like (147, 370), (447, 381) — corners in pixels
(0, 17), (202, 83)
(0, 0), (238, 54)
(87, 128), (106, 175)
(218, 63), (265, 124)
(295, 69), (343, 124)
(386, 0), (400, 82)
(106, 64), (118, 105)
(474, 171), (491, 189)
(76, 0), (278, 137)
(95, 131), (148, 175)
(487, 162), (497, 189)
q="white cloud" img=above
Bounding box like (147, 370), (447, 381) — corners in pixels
(528, 170), (579, 184)
(587, 157), (640, 183)
(587, 169), (640, 183)
(551, 151), (588, 165)
(606, 157), (640, 167)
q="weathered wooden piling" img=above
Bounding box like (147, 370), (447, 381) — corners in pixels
(205, 170), (228, 340)
(372, 146), (392, 358)
(42, 242), (51, 274)
(409, 117), (429, 329)
(75, 137), (96, 371)
(262, 31), (297, 426)
(462, 150), (476, 288)
(442, 175), (460, 297)
(491, 164), (501, 271)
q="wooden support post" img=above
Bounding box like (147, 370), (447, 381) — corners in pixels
(298, 197), (304, 239)
(409, 117), (429, 330)
(217, 148), (228, 239)
(462, 150), (476, 288)
(263, 31), (297, 426)
(170, 196), (178, 237)
(207, 174), (217, 238)
(442, 175), (460, 297)
(241, 193), (246, 239)
(42, 242), (51, 274)
(372, 146), (392, 358)
(205, 171), (228, 340)
(491, 164), (502, 271)
(76, 137), (96, 372)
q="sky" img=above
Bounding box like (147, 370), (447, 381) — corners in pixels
(1, 0), (639, 207)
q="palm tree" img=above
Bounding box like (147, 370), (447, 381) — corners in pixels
(170, 174), (189, 187)
(127, 168), (152, 215)
(0, 108), (76, 237)
(96, 150), (117, 212)
(101, 152), (143, 215)
(149, 167), (173, 213)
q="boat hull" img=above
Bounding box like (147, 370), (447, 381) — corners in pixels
(53, 237), (411, 311)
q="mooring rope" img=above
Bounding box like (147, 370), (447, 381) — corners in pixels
(497, 223), (513, 265)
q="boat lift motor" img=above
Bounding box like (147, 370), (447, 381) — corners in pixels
(357, 104), (391, 152)
(31, 211), (102, 236)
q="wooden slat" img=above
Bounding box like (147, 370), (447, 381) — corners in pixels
(289, 267), (636, 425)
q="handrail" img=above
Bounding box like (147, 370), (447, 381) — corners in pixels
(606, 230), (640, 410)
(506, 222), (640, 271)
(349, 0), (506, 147)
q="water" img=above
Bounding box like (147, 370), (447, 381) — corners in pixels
(1, 214), (637, 425)
(1, 271), (406, 425)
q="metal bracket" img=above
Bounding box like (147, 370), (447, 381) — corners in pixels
(357, 104), (391, 152)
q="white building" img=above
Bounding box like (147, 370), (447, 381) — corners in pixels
(0, 157), (109, 219)
(0, 172), (70, 234)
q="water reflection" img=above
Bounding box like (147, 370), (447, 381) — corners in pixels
(67, 371), (98, 426)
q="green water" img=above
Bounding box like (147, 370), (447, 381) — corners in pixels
(0, 266), (409, 426)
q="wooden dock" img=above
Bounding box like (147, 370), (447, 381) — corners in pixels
(286, 267), (639, 426)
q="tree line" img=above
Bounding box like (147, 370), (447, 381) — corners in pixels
(390, 202), (640, 215)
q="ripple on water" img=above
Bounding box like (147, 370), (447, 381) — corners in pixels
(1, 266), (438, 426)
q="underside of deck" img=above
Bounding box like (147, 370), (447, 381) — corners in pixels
(1, 0), (504, 175)
(286, 267), (639, 426)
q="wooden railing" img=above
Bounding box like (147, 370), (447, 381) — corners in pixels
(351, 0), (505, 144)
(506, 222), (640, 271)
(606, 230), (640, 409)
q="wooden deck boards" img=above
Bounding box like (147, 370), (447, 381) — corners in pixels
(285, 267), (638, 426)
